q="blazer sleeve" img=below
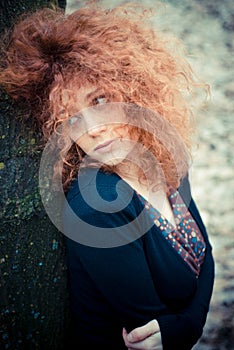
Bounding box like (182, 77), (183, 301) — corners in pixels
(157, 239), (214, 350)
(156, 174), (215, 350)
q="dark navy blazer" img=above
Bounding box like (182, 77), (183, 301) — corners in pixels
(63, 169), (214, 350)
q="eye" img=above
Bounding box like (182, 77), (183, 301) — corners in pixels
(68, 114), (82, 125)
(93, 95), (108, 105)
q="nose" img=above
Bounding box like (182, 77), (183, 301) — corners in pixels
(82, 109), (107, 137)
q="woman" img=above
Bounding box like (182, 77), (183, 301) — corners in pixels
(0, 2), (214, 349)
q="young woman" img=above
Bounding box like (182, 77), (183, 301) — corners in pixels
(0, 2), (214, 349)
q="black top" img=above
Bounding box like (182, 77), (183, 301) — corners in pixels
(62, 169), (215, 350)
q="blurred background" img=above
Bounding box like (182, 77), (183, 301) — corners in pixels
(66, 1), (234, 348)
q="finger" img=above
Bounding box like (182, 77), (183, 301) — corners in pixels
(122, 328), (127, 341)
(123, 328), (138, 349)
(122, 327), (129, 346)
(127, 319), (160, 343)
(125, 332), (162, 350)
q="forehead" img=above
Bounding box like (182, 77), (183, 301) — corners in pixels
(61, 84), (100, 114)
(74, 85), (99, 101)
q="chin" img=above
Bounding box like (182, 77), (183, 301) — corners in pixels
(101, 157), (124, 166)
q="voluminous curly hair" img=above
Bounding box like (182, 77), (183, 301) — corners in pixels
(0, 2), (206, 192)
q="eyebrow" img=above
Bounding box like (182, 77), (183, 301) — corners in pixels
(69, 88), (104, 118)
(86, 88), (102, 101)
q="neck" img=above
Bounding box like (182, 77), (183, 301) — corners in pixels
(115, 158), (167, 195)
(116, 159), (145, 183)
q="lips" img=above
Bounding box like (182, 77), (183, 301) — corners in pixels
(94, 139), (115, 152)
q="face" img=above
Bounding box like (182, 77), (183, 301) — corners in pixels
(66, 85), (136, 166)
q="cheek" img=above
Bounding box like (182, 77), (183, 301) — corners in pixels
(75, 134), (90, 152)
(113, 124), (130, 138)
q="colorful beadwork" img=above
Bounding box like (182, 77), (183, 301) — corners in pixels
(137, 188), (206, 276)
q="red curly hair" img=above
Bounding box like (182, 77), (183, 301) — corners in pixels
(0, 2), (206, 192)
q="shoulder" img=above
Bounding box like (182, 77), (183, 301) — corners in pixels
(65, 168), (138, 218)
(67, 168), (126, 200)
(63, 169), (143, 247)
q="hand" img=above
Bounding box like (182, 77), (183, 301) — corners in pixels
(122, 319), (163, 350)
